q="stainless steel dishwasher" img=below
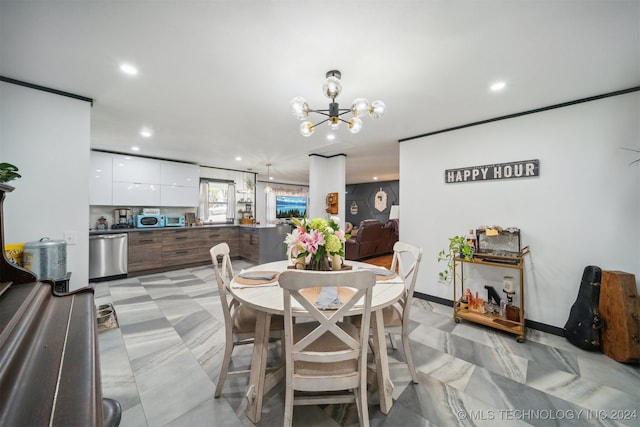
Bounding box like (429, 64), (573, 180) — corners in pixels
(89, 233), (128, 280)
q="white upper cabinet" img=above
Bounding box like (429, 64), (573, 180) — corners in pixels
(160, 161), (200, 206)
(113, 182), (161, 206)
(112, 154), (161, 184)
(89, 152), (113, 205)
(90, 152), (200, 207)
(160, 161), (199, 187)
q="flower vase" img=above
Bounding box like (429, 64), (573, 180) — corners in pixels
(331, 254), (342, 271)
(294, 255), (306, 270)
(309, 257), (330, 271)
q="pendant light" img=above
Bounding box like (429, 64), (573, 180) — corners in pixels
(264, 163), (272, 193)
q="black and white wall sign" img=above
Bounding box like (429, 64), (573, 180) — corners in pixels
(445, 159), (540, 184)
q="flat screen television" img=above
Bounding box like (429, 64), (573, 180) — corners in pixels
(276, 195), (307, 219)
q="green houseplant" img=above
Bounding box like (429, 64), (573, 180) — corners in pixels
(0, 162), (21, 183)
(437, 235), (474, 285)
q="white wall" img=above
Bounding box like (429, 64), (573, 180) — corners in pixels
(0, 82), (91, 290)
(309, 155), (346, 223)
(400, 92), (639, 328)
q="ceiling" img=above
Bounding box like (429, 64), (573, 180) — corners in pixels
(1, 1), (638, 185)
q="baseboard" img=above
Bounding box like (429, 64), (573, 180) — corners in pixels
(414, 292), (564, 337)
(415, 291), (453, 307)
(524, 320), (565, 336)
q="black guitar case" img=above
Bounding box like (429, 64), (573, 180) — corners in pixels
(564, 266), (603, 350)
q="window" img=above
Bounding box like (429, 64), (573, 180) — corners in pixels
(199, 179), (235, 223)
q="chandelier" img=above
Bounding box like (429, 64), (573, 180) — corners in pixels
(290, 70), (385, 137)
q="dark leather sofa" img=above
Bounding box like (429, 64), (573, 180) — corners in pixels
(345, 219), (399, 260)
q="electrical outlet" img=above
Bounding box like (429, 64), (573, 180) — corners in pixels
(63, 230), (77, 245)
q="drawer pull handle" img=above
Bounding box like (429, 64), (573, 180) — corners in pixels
(175, 250), (188, 255)
(176, 237), (188, 240)
(139, 239), (153, 243)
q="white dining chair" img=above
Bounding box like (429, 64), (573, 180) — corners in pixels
(210, 242), (283, 398)
(278, 269), (376, 427)
(382, 241), (423, 383)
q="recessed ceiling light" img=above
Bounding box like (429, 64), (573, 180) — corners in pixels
(373, 176), (378, 181)
(139, 128), (152, 138)
(490, 81), (506, 92)
(235, 156), (242, 161)
(120, 63), (138, 76)
(327, 134), (336, 141)
(131, 146), (140, 151)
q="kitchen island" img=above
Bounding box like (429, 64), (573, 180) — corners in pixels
(90, 224), (290, 277)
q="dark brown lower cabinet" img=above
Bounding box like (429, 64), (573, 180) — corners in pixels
(199, 226), (240, 262)
(240, 227), (260, 264)
(162, 228), (201, 267)
(128, 230), (163, 272)
(124, 225), (288, 275)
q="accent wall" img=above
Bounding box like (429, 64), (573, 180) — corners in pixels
(346, 180), (399, 227)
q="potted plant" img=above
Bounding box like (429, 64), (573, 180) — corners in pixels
(437, 235), (474, 285)
(0, 162), (21, 184)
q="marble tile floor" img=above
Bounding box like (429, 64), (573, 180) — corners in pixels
(95, 263), (640, 427)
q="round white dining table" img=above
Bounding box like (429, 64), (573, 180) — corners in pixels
(229, 260), (406, 424)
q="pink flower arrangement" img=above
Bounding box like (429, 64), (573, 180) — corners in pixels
(284, 216), (349, 266)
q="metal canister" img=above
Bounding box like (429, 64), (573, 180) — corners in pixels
(23, 237), (67, 281)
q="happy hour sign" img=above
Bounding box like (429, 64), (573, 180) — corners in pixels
(445, 159), (540, 184)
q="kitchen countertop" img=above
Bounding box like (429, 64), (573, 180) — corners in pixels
(89, 223), (288, 235)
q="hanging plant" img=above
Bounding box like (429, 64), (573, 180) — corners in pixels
(0, 162), (21, 183)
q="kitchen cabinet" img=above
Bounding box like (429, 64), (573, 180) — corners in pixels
(259, 224), (290, 263)
(239, 225), (289, 264)
(112, 182), (161, 206)
(239, 227), (260, 263)
(160, 161), (200, 207)
(199, 226), (240, 261)
(89, 152), (113, 205)
(160, 161), (199, 187)
(92, 151), (201, 207)
(162, 228), (200, 267)
(128, 230), (163, 272)
(121, 225), (285, 276)
(111, 154), (162, 206)
(112, 154), (161, 184)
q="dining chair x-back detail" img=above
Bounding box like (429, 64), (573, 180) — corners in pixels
(383, 241), (423, 383)
(210, 243), (284, 398)
(278, 269), (377, 427)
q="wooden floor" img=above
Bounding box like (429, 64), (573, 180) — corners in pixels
(361, 253), (393, 269)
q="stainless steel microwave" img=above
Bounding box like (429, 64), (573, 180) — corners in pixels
(135, 214), (165, 228)
(165, 215), (185, 227)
